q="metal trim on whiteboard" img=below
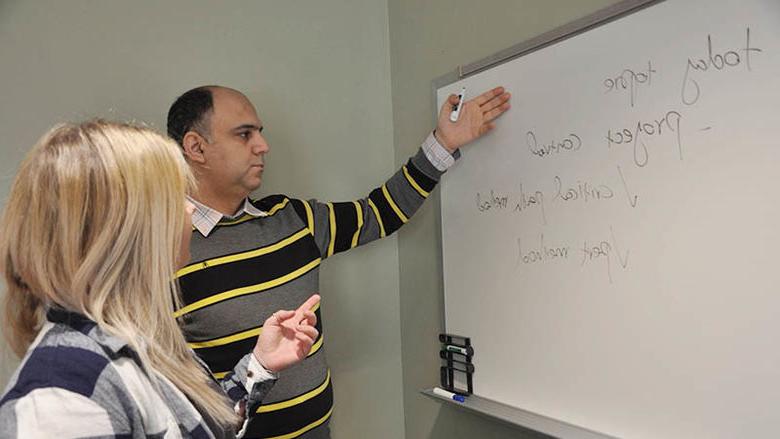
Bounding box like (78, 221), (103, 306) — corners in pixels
(432, 0), (665, 90)
(421, 389), (620, 439)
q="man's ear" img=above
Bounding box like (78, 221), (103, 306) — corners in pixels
(182, 131), (207, 164)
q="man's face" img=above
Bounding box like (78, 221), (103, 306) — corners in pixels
(203, 89), (270, 198)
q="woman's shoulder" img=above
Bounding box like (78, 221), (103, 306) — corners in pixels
(1, 322), (117, 405)
(0, 322), (154, 437)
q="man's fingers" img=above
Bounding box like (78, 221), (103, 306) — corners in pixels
(440, 94), (462, 116)
(483, 103), (511, 123)
(479, 92), (511, 113)
(474, 86), (505, 106)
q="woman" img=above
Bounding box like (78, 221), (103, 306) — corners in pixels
(0, 120), (319, 438)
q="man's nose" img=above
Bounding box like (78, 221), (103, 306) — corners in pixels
(253, 133), (270, 154)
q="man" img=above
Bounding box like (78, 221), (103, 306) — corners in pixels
(167, 85), (510, 438)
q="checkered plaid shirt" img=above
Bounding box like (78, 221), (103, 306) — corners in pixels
(0, 308), (275, 438)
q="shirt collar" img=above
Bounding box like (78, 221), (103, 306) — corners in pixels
(189, 197), (267, 237)
(46, 307), (133, 357)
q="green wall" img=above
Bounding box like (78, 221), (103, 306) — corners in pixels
(0, 1), (630, 437)
(0, 1), (403, 438)
(387, 1), (621, 438)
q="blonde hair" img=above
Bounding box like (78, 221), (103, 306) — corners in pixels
(0, 120), (238, 426)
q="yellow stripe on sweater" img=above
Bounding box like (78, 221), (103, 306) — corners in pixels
(266, 407), (334, 439)
(367, 199), (385, 238)
(382, 184), (409, 223)
(351, 201), (364, 248)
(258, 369), (331, 413)
(176, 228), (310, 278)
(174, 258), (321, 317)
(303, 200), (315, 235)
(326, 203), (336, 257)
(402, 165), (430, 198)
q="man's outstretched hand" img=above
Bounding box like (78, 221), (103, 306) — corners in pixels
(435, 86), (511, 152)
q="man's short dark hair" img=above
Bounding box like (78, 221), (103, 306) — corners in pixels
(166, 86), (215, 146)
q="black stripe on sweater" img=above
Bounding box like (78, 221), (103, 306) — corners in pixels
(406, 158), (438, 193)
(368, 188), (403, 236)
(331, 202), (358, 254)
(178, 232), (320, 307)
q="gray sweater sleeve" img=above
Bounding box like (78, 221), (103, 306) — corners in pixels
(300, 147), (443, 259)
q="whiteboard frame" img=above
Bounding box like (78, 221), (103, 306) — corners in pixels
(432, 0), (663, 92)
(421, 390), (619, 439)
(430, 0), (666, 437)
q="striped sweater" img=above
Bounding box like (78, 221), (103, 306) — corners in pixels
(175, 145), (445, 438)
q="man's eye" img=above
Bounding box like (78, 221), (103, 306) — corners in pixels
(239, 132), (250, 139)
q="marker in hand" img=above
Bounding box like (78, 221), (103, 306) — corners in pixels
(449, 87), (467, 122)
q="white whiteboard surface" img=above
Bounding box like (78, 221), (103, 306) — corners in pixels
(438, 1), (780, 438)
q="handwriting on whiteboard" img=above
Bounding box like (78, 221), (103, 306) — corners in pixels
(466, 27), (763, 285)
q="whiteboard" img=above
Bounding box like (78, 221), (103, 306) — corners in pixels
(437, 0), (780, 438)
